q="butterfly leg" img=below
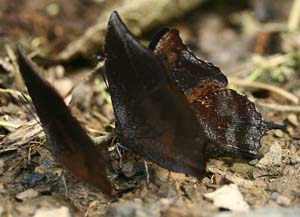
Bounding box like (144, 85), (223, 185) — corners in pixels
(115, 142), (132, 171)
(61, 172), (69, 197)
(144, 160), (150, 184)
(115, 143), (123, 168)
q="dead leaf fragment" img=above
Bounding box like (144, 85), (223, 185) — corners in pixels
(204, 184), (250, 212)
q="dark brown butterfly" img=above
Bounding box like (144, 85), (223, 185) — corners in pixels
(149, 29), (284, 159)
(105, 11), (208, 179)
(17, 47), (112, 195)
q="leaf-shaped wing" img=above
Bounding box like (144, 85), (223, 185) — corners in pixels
(105, 12), (208, 178)
(17, 47), (112, 195)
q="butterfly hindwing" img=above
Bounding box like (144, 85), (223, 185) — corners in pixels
(192, 89), (272, 158)
(151, 29), (282, 159)
(151, 29), (228, 103)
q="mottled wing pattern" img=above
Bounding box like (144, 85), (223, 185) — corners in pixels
(192, 89), (277, 158)
(151, 29), (228, 103)
(151, 29), (282, 159)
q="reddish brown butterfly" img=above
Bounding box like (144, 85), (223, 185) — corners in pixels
(16, 11), (283, 195)
(149, 28), (284, 159)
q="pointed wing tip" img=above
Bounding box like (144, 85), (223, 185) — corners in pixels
(110, 10), (120, 20)
(16, 44), (26, 64)
(15, 45), (39, 83)
(108, 10), (123, 29)
(15, 44), (34, 76)
(106, 11), (129, 47)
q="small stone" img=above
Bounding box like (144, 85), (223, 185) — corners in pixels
(106, 201), (159, 217)
(120, 161), (137, 178)
(248, 159), (259, 166)
(256, 142), (282, 168)
(213, 173), (224, 185)
(44, 3), (60, 17)
(16, 189), (39, 201)
(53, 78), (73, 97)
(214, 208), (300, 217)
(276, 195), (291, 206)
(271, 192), (280, 200)
(230, 163), (253, 177)
(274, 129), (284, 138)
(34, 206), (70, 217)
(287, 114), (299, 127)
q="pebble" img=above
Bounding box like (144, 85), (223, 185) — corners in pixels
(33, 206), (70, 217)
(16, 189), (39, 201)
(214, 208), (300, 217)
(256, 142), (282, 168)
(287, 114), (299, 127)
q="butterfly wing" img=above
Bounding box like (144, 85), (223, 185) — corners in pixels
(151, 29), (228, 103)
(192, 89), (278, 158)
(151, 29), (282, 159)
(105, 11), (208, 178)
(17, 47), (112, 195)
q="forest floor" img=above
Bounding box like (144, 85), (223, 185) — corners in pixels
(0, 0), (300, 216)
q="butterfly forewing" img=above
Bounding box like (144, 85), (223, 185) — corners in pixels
(105, 12), (208, 178)
(17, 47), (112, 195)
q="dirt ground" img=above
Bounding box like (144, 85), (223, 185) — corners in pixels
(0, 0), (300, 216)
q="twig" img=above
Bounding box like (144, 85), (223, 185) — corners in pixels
(288, 0), (300, 31)
(91, 134), (112, 145)
(57, 0), (205, 61)
(5, 44), (24, 90)
(0, 88), (31, 102)
(0, 121), (20, 129)
(230, 79), (299, 104)
(257, 102), (300, 112)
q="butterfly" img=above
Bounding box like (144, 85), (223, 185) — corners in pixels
(17, 47), (113, 195)
(105, 11), (283, 173)
(16, 11), (283, 196)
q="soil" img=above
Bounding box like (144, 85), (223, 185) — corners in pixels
(0, 0), (299, 216)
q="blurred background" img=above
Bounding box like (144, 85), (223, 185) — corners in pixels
(1, 0), (300, 120)
(1, 0), (300, 95)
